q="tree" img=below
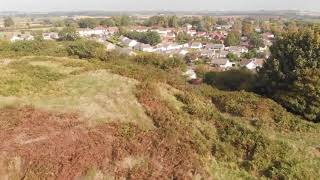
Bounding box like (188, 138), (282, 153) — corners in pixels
(227, 53), (240, 62)
(100, 19), (116, 27)
(142, 31), (161, 46)
(4, 17), (14, 27)
(204, 68), (256, 91)
(203, 16), (215, 32)
(176, 32), (192, 44)
(224, 31), (241, 46)
(113, 16), (132, 26)
(248, 33), (265, 48)
(78, 18), (98, 29)
(125, 31), (160, 46)
(58, 27), (80, 41)
(216, 18), (228, 25)
(168, 16), (179, 28)
(242, 20), (253, 37)
(256, 28), (320, 122)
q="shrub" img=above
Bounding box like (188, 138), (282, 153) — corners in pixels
(67, 40), (105, 59)
(204, 68), (256, 91)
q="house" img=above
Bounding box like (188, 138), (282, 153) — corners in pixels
(183, 24), (193, 31)
(155, 43), (182, 52)
(210, 32), (225, 41)
(228, 46), (248, 53)
(130, 26), (150, 32)
(255, 27), (262, 33)
(166, 32), (176, 41)
(206, 43), (225, 51)
(187, 30), (197, 37)
(196, 32), (207, 37)
(118, 48), (137, 56)
(179, 49), (189, 56)
(120, 37), (138, 48)
(10, 33), (34, 42)
(107, 27), (119, 35)
(262, 32), (275, 40)
(240, 58), (265, 70)
(228, 46), (248, 57)
(133, 43), (154, 52)
(200, 49), (216, 58)
(104, 42), (116, 51)
(190, 42), (203, 49)
(152, 28), (173, 38)
(183, 68), (197, 80)
(78, 27), (108, 37)
(211, 58), (234, 69)
(216, 50), (229, 58)
(43, 32), (59, 40)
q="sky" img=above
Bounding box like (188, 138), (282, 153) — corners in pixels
(0, 0), (319, 12)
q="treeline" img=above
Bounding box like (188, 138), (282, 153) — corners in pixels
(0, 39), (186, 72)
(123, 31), (161, 45)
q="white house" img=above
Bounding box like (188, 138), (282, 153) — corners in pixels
(120, 37), (138, 48)
(183, 68), (197, 80)
(43, 32), (59, 40)
(154, 43), (182, 52)
(240, 59), (265, 70)
(190, 42), (203, 49)
(134, 43), (154, 52)
(206, 43), (225, 51)
(78, 27), (108, 37)
(228, 46), (248, 53)
(10, 33), (34, 42)
(211, 58), (234, 69)
(179, 49), (189, 56)
(105, 42), (116, 51)
(183, 24), (193, 31)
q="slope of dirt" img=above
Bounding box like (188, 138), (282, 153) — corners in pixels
(0, 107), (203, 179)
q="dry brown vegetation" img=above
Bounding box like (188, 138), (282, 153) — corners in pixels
(0, 106), (204, 179)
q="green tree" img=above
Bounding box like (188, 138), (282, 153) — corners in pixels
(78, 18), (99, 29)
(224, 31), (241, 46)
(4, 17), (14, 27)
(168, 16), (179, 28)
(58, 27), (80, 41)
(227, 53), (240, 62)
(100, 19), (116, 27)
(249, 33), (265, 48)
(176, 32), (192, 44)
(142, 31), (161, 45)
(256, 28), (320, 122)
(125, 31), (160, 46)
(113, 16), (131, 26)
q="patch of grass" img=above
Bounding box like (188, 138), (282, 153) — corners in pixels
(0, 61), (66, 96)
(0, 61), (154, 129)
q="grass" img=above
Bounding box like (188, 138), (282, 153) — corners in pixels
(0, 57), (154, 129)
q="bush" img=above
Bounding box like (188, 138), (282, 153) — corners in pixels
(131, 53), (187, 71)
(204, 68), (256, 91)
(67, 40), (105, 59)
(0, 40), (68, 57)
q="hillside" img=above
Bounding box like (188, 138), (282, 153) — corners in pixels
(0, 56), (320, 179)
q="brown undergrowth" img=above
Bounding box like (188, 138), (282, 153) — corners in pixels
(0, 106), (205, 179)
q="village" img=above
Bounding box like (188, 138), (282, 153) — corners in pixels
(2, 15), (277, 79)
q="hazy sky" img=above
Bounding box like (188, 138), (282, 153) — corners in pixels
(0, 0), (319, 12)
